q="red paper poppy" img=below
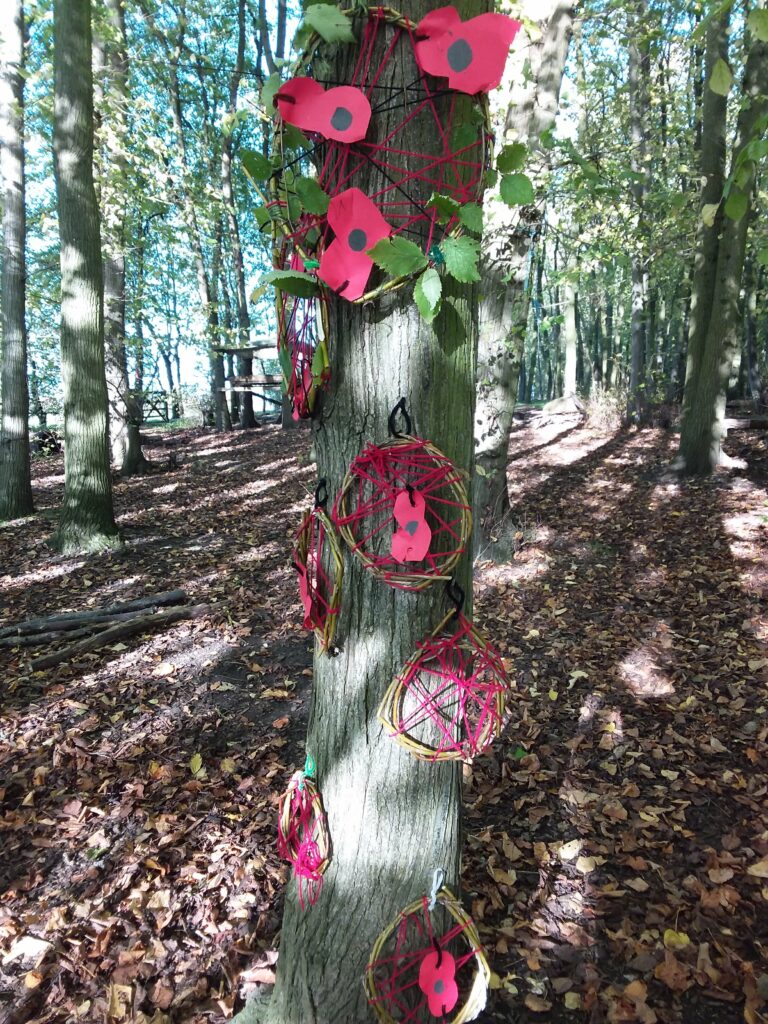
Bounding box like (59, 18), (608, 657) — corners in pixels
(391, 488), (432, 563)
(415, 6), (521, 95)
(318, 188), (392, 301)
(276, 77), (372, 143)
(418, 948), (459, 1016)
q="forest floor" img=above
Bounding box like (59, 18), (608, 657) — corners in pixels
(1, 414), (767, 1024)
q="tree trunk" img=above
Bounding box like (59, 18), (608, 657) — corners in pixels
(52, 0), (118, 552)
(563, 274), (578, 396)
(745, 254), (761, 403)
(626, 0), (650, 423)
(678, 20), (768, 474)
(241, 7), (480, 1022)
(0, 0), (33, 521)
(28, 357), (47, 428)
(221, 0), (256, 430)
(473, 0), (574, 555)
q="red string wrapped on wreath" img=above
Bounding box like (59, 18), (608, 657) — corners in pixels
(275, 248), (330, 421)
(378, 582), (511, 762)
(332, 400), (471, 592)
(276, 757), (331, 911)
(364, 870), (490, 1023)
(292, 479), (344, 653)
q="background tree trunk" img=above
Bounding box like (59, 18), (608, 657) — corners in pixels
(473, 0), (574, 556)
(0, 0), (33, 521)
(678, 19), (768, 474)
(563, 273), (578, 396)
(242, 6), (481, 1021)
(52, 0), (118, 552)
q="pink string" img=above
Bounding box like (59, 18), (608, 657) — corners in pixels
(293, 508), (339, 640)
(277, 776), (327, 910)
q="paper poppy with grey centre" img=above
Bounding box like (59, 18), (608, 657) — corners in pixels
(415, 6), (521, 94)
(318, 188), (392, 301)
(276, 77), (372, 143)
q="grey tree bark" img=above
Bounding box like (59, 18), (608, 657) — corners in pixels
(473, 0), (574, 556)
(678, 15), (768, 474)
(0, 0), (33, 521)
(239, 4), (482, 1021)
(52, 0), (118, 552)
(563, 272), (578, 396)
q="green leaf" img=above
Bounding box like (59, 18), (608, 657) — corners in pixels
(260, 269), (319, 297)
(278, 344), (293, 391)
(414, 268), (442, 323)
(701, 202), (720, 228)
(261, 72), (282, 112)
(709, 58), (733, 96)
(241, 149), (272, 184)
(367, 236), (428, 277)
(189, 753), (203, 776)
(500, 172), (535, 206)
(539, 127), (556, 151)
(254, 206), (271, 230)
(281, 124), (312, 151)
(724, 190), (748, 222)
(302, 4), (354, 43)
(440, 236), (481, 283)
(757, 249), (768, 268)
(748, 9), (768, 42)
(427, 192), (460, 221)
(459, 202), (483, 235)
(295, 176), (330, 215)
(497, 142), (527, 174)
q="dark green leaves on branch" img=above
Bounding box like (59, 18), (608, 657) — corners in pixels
(367, 237), (428, 277)
(497, 142), (527, 173)
(747, 9), (768, 42)
(241, 150), (272, 184)
(294, 176), (330, 215)
(258, 270), (319, 298)
(724, 190), (748, 222)
(500, 172), (535, 206)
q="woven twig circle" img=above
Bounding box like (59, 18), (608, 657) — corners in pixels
(277, 772), (331, 910)
(364, 888), (490, 1024)
(293, 500), (344, 652)
(333, 435), (471, 592)
(378, 611), (510, 762)
(275, 242), (331, 421)
(267, 5), (493, 304)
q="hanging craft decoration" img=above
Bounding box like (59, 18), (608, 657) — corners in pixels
(414, 7), (522, 95)
(333, 400), (471, 592)
(378, 581), (511, 762)
(276, 754), (331, 910)
(260, 5), (494, 306)
(275, 250), (331, 421)
(318, 187), (393, 300)
(292, 479), (344, 652)
(276, 78), (372, 143)
(365, 870), (490, 1023)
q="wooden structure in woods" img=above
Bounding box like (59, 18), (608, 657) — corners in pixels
(213, 340), (283, 412)
(142, 390), (172, 422)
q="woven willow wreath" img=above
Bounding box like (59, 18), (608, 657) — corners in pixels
(293, 481), (344, 652)
(379, 607), (510, 762)
(333, 432), (471, 592)
(364, 888), (490, 1024)
(265, 4), (493, 304)
(277, 770), (331, 910)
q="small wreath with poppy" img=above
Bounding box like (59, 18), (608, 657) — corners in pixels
(277, 761), (332, 910)
(364, 885), (490, 1024)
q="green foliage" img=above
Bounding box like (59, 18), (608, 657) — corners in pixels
(241, 150), (272, 185)
(440, 236), (481, 283)
(497, 142), (527, 174)
(427, 193), (460, 221)
(261, 72), (282, 112)
(301, 4), (354, 44)
(413, 268), (442, 323)
(709, 58), (733, 96)
(295, 176), (330, 215)
(724, 190), (748, 222)
(500, 173), (535, 206)
(367, 237), (429, 277)
(747, 9), (768, 42)
(259, 270), (320, 298)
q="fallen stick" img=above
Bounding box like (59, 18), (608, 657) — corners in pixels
(29, 604), (209, 672)
(0, 590), (188, 639)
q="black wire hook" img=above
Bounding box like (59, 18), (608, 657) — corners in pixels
(388, 397), (412, 438)
(445, 578), (464, 619)
(314, 478), (328, 509)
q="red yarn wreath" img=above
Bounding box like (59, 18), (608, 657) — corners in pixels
(365, 885), (490, 1024)
(276, 766), (331, 910)
(378, 584), (510, 762)
(276, 249), (330, 421)
(292, 480), (343, 652)
(271, 7), (493, 303)
(332, 403), (471, 591)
